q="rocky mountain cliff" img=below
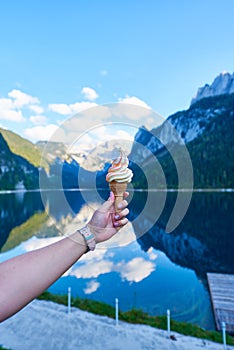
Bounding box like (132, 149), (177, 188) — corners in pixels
(191, 71), (234, 105)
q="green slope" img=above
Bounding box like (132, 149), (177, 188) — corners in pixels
(0, 128), (47, 169)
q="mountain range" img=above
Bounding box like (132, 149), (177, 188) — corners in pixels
(0, 72), (234, 190)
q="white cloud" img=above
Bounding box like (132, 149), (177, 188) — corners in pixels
(0, 107), (25, 122)
(29, 105), (44, 114)
(84, 280), (100, 294)
(0, 97), (25, 121)
(71, 260), (114, 279)
(67, 124), (134, 162)
(29, 115), (48, 125)
(23, 236), (62, 251)
(118, 96), (151, 110)
(71, 101), (97, 113)
(49, 101), (97, 115)
(81, 247), (108, 262)
(0, 90), (44, 123)
(66, 252), (155, 284)
(147, 247), (158, 261)
(48, 103), (72, 115)
(0, 97), (15, 110)
(8, 89), (40, 108)
(112, 100), (152, 122)
(90, 125), (134, 143)
(24, 124), (58, 142)
(116, 257), (155, 283)
(110, 98), (164, 129)
(81, 87), (99, 101)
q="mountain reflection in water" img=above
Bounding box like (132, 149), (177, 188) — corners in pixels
(0, 190), (233, 330)
(133, 191), (234, 277)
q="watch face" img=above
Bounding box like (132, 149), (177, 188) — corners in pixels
(80, 226), (92, 239)
(80, 227), (96, 251)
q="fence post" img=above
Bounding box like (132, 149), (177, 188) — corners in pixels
(222, 322), (226, 350)
(115, 298), (119, 326)
(167, 309), (170, 338)
(68, 287), (71, 314)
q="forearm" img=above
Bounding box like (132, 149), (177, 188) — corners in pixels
(0, 192), (129, 322)
(0, 231), (86, 322)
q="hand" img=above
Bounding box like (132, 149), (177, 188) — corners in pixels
(88, 191), (129, 244)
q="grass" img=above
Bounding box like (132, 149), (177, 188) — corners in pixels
(38, 291), (234, 346)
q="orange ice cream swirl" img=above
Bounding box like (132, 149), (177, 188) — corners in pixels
(106, 151), (133, 183)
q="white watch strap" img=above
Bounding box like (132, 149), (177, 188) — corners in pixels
(79, 226), (96, 251)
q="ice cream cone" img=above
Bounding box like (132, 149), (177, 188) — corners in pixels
(106, 149), (133, 218)
(109, 180), (128, 213)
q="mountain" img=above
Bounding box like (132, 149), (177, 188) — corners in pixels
(191, 72), (234, 105)
(36, 140), (67, 167)
(0, 127), (48, 170)
(130, 92), (234, 188)
(0, 132), (39, 190)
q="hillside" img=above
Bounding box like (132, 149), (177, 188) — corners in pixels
(0, 133), (39, 191)
(0, 128), (48, 170)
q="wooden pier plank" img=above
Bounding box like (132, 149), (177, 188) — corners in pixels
(207, 273), (234, 333)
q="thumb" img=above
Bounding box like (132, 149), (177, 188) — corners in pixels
(101, 191), (115, 211)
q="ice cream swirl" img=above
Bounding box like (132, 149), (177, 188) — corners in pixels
(106, 151), (133, 183)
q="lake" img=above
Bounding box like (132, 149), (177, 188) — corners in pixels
(0, 189), (233, 330)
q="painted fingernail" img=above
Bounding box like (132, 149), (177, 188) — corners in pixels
(115, 214), (120, 220)
(117, 203), (123, 209)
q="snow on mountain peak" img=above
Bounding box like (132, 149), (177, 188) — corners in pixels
(191, 72), (234, 105)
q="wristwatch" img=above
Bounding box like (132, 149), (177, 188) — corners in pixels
(79, 226), (96, 252)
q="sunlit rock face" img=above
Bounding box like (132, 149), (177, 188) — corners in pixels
(191, 72), (234, 105)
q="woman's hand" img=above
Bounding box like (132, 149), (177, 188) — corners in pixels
(88, 191), (129, 243)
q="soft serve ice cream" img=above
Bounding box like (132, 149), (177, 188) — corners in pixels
(106, 150), (133, 184)
(106, 150), (133, 213)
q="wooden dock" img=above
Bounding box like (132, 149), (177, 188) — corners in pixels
(207, 273), (234, 333)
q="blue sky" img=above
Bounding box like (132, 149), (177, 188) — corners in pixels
(0, 0), (234, 143)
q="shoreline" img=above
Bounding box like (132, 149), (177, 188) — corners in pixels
(37, 291), (234, 346)
(0, 188), (234, 194)
(0, 298), (233, 350)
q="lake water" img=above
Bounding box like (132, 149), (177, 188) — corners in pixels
(0, 190), (233, 330)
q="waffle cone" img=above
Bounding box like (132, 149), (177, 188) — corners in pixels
(109, 181), (128, 213)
